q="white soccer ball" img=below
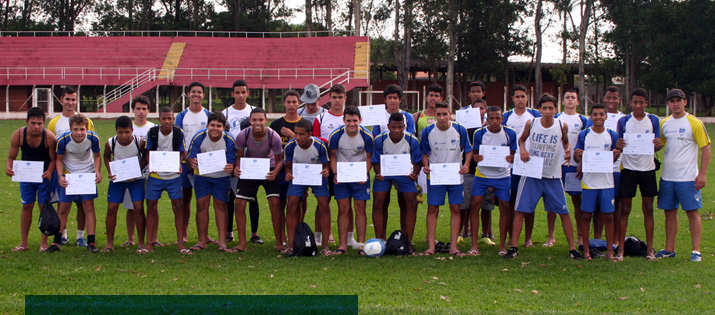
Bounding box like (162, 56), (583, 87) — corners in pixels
(363, 238), (386, 258)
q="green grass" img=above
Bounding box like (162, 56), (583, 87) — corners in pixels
(2, 119), (715, 314)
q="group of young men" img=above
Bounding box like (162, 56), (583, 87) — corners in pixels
(7, 81), (710, 262)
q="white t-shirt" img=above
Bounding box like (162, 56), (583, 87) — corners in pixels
(180, 110), (208, 148)
(606, 112), (625, 172)
(557, 112), (586, 167)
(315, 111), (344, 139)
(52, 115), (71, 136)
(578, 128), (616, 189)
(528, 118), (563, 179)
(133, 121), (156, 141)
(155, 130), (180, 180)
(505, 109), (539, 143)
(660, 114), (711, 182)
(222, 104), (254, 139)
(474, 127), (515, 179)
(620, 115), (657, 171)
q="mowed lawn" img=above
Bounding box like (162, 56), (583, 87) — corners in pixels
(1, 118), (714, 314)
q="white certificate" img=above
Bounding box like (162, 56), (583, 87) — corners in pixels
(359, 104), (387, 126)
(512, 156), (544, 179)
(109, 157), (142, 182)
(456, 108), (483, 129)
(564, 172), (582, 192)
(337, 161), (367, 183)
(292, 163), (323, 186)
(582, 151), (614, 173)
(622, 133), (655, 155)
(429, 163), (461, 185)
(478, 145), (510, 168)
(12, 160), (44, 183)
(239, 157), (270, 180)
(149, 151), (181, 173)
(65, 173), (97, 195)
(197, 150), (227, 175)
(380, 154), (413, 176)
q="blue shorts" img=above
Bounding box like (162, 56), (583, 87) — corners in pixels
(335, 179), (371, 201)
(20, 178), (52, 205)
(510, 173), (521, 195)
(472, 176), (511, 202)
(581, 188), (615, 213)
(613, 172), (621, 197)
(181, 163), (193, 189)
(194, 175), (231, 202)
(146, 176), (183, 200)
(373, 176), (418, 193)
(515, 177), (569, 214)
(427, 180), (464, 206)
(58, 185), (98, 203)
(657, 180), (702, 211)
(287, 178), (330, 198)
(107, 179), (145, 204)
(561, 166), (582, 196)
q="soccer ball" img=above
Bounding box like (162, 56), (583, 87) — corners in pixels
(363, 238), (386, 258)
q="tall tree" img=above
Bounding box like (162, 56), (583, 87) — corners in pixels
(305, 0), (312, 33)
(44, 0), (94, 31)
(446, 0), (457, 109)
(534, 0), (544, 97)
(578, 0), (593, 108)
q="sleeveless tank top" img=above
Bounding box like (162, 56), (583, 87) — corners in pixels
(21, 127), (50, 171)
(528, 118), (563, 179)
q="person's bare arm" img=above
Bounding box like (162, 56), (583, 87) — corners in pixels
(233, 148), (244, 177)
(696, 144), (711, 190)
(5, 129), (20, 177)
(45, 131), (57, 179)
(561, 122), (571, 163)
(94, 152), (103, 183)
(518, 120), (531, 162)
(103, 141), (114, 180)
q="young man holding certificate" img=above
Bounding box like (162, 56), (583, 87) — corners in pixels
(47, 115), (102, 253)
(186, 112), (235, 253)
(284, 119), (332, 255)
(614, 88), (661, 260)
(371, 112), (422, 244)
(145, 107), (189, 254)
(420, 102), (472, 256)
(175, 82), (211, 245)
(328, 106), (374, 255)
(102, 116), (147, 253)
(573, 104), (620, 260)
(467, 106), (517, 256)
(6, 107), (56, 252)
(506, 94), (581, 260)
(233, 108), (284, 253)
(502, 84), (541, 248)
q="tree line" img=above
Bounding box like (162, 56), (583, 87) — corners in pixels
(2, 0), (714, 113)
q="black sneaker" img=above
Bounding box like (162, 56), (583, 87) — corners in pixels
(504, 247), (518, 259)
(44, 244), (61, 253)
(226, 232), (234, 243)
(87, 244), (99, 253)
(569, 249), (583, 260)
(590, 248), (606, 258)
(250, 235), (264, 244)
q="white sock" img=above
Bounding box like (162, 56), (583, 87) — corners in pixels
(348, 231), (355, 240)
(315, 232), (322, 241)
(62, 229), (68, 238)
(77, 230), (85, 239)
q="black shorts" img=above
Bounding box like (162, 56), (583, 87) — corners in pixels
(619, 169), (658, 198)
(236, 178), (280, 201)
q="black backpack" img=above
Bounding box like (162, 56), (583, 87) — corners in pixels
(290, 222), (317, 257)
(148, 125), (183, 151)
(38, 200), (60, 236)
(623, 236), (648, 257)
(384, 230), (414, 255)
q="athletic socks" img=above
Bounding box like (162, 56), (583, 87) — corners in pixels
(77, 230), (85, 239)
(87, 235), (95, 245)
(62, 229), (68, 239)
(54, 233), (63, 245)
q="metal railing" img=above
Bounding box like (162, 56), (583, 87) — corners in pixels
(0, 30), (359, 38)
(97, 69), (157, 110)
(169, 68), (353, 81)
(0, 67), (155, 81)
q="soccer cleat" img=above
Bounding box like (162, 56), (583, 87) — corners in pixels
(250, 234), (264, 244)
(43, 244), (61, 253)
(655, 249), (676, 259)
(569, 250), (583, 260)
(690, 251), (702, 262)
(481, 236), (496, 246)
(75, 237), (88, 247)
(87, 244), (99, 253)
(504, 247), (518, 259)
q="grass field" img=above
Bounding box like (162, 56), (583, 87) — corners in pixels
(1, 118), (715, 314)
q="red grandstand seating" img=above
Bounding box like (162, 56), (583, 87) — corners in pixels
(1, 35), (369, 111)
